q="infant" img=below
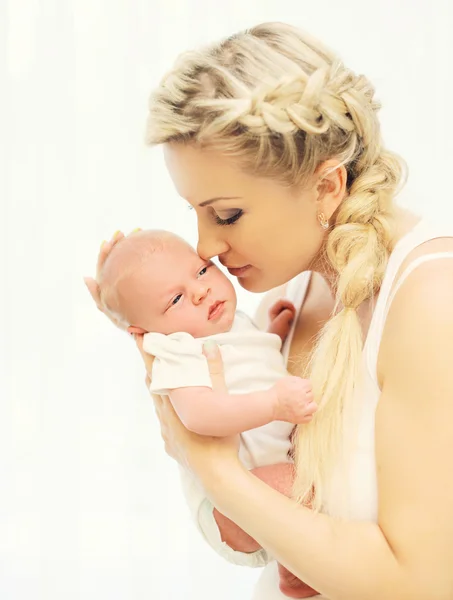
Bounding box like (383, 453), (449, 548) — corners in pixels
(97, 229), (316, 439)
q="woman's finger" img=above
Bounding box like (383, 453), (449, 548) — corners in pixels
(135, 334), (155, 376)
(84, 276), (102, 309)
(202, 341), (227, 392)
(95, 231), (125, 280)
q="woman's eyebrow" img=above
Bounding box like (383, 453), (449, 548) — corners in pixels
(198, 196), (242, 207)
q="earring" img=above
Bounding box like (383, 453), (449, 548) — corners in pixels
(318, 212), (330, 230)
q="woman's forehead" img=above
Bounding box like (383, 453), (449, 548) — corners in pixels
(163, 143), (247, 200)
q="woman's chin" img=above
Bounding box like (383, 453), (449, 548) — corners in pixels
(236, 268), (296, 294)
(236, 272), (273, 294)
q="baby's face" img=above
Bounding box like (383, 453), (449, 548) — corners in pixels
(121, 239), (237, 337)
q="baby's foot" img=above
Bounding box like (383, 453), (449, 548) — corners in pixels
(278, 563), (320, 598)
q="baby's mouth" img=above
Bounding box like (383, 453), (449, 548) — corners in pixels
(208, 301), (225, 320)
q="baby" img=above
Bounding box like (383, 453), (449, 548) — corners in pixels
(96, 229), (316, 437)
(92, 228), (317, 596)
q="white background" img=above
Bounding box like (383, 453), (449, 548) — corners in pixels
(2, 1), (453, 599)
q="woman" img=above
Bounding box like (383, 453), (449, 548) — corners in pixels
(87, 22), (453, 599)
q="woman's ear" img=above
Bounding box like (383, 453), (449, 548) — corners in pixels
(315, 160), (348, 219)
(127, 325), (147, 336)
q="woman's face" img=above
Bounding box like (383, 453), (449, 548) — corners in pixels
(163, 143), (333, 293)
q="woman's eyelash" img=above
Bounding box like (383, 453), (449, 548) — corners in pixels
(187, 203), (243, 226)
(214, 210), (243, 226)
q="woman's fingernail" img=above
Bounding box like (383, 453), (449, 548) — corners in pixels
(113, 230), (121, 238)
(132, 227), (141, 233)
(100, 240), (107, 249)
(203, 341), (217, 357)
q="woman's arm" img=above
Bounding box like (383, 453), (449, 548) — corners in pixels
(178, 461), (296, 566)
(195, 260), (453, 600)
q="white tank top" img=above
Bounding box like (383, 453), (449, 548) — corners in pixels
(252, 219), (453, 600)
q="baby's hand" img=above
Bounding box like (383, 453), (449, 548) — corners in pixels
(272, 377), (316, 424)
(267, 299), (297, 344)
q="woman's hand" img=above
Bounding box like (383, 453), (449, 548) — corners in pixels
(83, 230), (128, 330)
(135, 336), (241, 476)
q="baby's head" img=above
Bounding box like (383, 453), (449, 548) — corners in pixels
(98, 230), (237, 337)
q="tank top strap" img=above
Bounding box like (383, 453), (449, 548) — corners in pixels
(281, 271), (312, 364)
(384, 252), (453, 317)
(365, 219), (453, 389)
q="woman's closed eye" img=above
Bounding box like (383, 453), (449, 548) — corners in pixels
(213, 209), (243, 226)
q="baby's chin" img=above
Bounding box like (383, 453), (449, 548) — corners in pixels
(190, 311), (236, 338)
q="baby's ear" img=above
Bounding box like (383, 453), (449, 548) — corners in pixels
(127, 325), (147, 336)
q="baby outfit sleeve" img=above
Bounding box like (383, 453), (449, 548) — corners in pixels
(178, 465), (270, 568)
(143, 331), (213, 395)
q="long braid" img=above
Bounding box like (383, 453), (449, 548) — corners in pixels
(145, 21), (406, 511)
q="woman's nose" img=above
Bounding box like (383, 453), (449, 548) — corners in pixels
(196, 222), (229, 261)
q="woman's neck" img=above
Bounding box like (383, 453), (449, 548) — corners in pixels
(310, 206), (422, 298)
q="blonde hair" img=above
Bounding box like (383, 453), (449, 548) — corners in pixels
(145, 22), (406, 511)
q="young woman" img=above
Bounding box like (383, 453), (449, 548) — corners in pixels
(88, 22), (453, 599)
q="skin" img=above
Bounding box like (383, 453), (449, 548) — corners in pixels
(99, 233), (318, 439)
(162, 143), (341, 293)
(87, 143), (453, 598)
(87, 234), (311, 593)
(140, 143), (453, 599)
(101, 233), (237, 337)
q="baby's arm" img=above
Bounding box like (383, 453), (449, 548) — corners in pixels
(168, 377), (316, 437)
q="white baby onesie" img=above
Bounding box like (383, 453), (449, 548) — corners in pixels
(143, 310), (295, 567)
(143, 310), (294, 470)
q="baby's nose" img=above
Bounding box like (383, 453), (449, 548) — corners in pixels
(192, 285), (209, 304)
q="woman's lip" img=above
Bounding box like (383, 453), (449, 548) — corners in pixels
(227, 265), (252, 277)
(208, 301), (225, 320)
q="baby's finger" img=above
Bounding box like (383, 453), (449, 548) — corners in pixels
(202, 341), (227, 392)
(268, 299), (296, 321)
(305, 401), (318, 416)
(268, 308), (294, 340)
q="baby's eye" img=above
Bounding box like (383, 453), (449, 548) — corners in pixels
(171, 294), (182, 306)
(198, 266), (208, 276)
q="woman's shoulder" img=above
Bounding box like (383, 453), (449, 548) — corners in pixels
(377, 234), (453, 387)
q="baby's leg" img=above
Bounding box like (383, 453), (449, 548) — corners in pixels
(213, 463), (295, 551)
(277, 563), (319, 598)
(214, 463), (319, 597)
